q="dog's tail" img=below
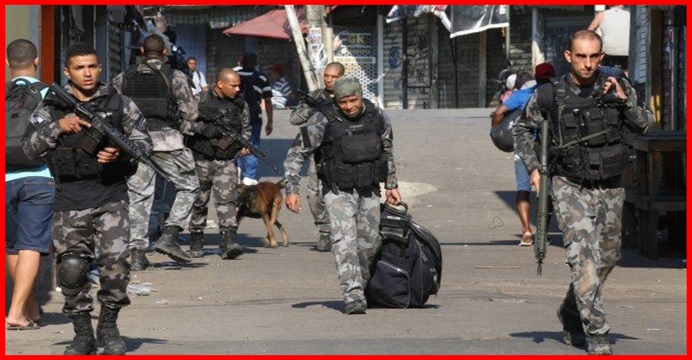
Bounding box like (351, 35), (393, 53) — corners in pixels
(275, 177), (288, 189)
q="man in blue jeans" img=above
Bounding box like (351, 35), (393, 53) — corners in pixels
(5, 39), (54, 330)
(236, 52), (273, 185)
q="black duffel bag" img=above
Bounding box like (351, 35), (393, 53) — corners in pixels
(366, 202), (442, 308)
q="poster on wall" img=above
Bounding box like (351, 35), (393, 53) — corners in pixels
(449, 5), (509, 38)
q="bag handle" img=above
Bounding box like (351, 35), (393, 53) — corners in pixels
(384, 201), (408, 216)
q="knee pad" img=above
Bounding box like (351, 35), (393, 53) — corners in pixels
(58, 254), (90, 297)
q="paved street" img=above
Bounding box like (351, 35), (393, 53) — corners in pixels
(5, 108), (686, 355)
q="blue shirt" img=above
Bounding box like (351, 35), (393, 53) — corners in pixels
(503, 85), (538, 112)
(5, 76), (52, 182)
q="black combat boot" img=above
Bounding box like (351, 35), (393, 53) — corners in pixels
(188, 232), (205, 258)
(219, 228), (242, 260)
(130, 248), (150, 271)
(557, 303), (586, 347)
(315, 231), (331, 252)
(64, 313), (96, 355)
(96, 306), (127, 355)
(344, 300), (367, 315)
(154, 226), (192, 263)
(586, 333), (612, 355)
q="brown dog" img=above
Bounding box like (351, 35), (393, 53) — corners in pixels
(236, 180), (289, 248)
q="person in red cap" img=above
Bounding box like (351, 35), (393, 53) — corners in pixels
(269, 63), (294, 109)
(490, 62), (555, 246)
(534, 62), (556, 83)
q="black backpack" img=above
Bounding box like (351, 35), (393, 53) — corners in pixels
(366, 203), (443, 308)
(6, 79), (47, 169)
(240, 71), (261, 122)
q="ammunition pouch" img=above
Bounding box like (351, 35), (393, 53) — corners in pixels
(49, 147), (100, 182)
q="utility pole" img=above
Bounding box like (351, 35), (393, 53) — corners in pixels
(286, 5), (319, 91)
(306, 5), (329, 88)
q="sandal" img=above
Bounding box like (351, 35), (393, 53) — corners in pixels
(519, 232), (534, 246)
(7, 319), (40, 330)
(25, 306), (43, 325)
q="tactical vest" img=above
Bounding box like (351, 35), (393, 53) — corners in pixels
(318, 99), (388, 190)
(187, 94), (245, 161)
(45, 86), (129, 184)
(538, 75), (627, 182)
(121, 62), (179, 130)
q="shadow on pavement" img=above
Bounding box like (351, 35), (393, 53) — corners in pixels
(509, 330), (640, 345)
(291, 300), (344, 312)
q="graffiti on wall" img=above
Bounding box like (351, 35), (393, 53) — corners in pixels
(406, 28), (430, 88)
(389, 46), (403, 69)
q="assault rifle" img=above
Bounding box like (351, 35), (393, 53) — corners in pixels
(534, 118), (550, 275)
(49, 83), (171, 182)
(197, 107), (282, 175)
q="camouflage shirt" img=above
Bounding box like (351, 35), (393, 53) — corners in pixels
(112, 58), (199, 150)
(24, 83), (151, 159)
(513, 73), (652, 174)
(24, 83), (151, 210)
(283, 102), (398, 195)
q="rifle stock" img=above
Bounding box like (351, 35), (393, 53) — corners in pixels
(534, 118), (550, 275)
(49, 83), (172, 183)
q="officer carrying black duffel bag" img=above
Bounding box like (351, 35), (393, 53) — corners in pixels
(366, 202), (442, 308)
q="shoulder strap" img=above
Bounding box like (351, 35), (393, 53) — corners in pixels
(536, 83), (553, 113)
(32, 82), (48, 93)
(535, 78), (567, 145)
(7, 78), (46, 93)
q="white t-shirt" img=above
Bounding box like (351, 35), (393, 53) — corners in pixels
(599, 8), (630, 56)
(190, 70), (207, 95)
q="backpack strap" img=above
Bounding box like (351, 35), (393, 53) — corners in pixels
(32, 82), (48, 93)
(7, 78), (47, 94)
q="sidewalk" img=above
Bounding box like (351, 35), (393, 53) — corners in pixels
(5, 109), (686, 355)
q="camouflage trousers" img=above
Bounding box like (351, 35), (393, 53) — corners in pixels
(552, 176), (624, 336)
(307, 156), (330, 235)
(127, 149), (200, 249)
(52, 200), (131, 315)
(189, 158), (240, 231)
(324, 187), (382, 305)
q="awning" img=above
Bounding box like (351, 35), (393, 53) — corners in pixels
(223, 7), (307, 41)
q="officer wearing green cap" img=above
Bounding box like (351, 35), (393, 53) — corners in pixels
(283, 76), (402, 315)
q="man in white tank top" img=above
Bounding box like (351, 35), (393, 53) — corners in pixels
(588, 5), (630, 75)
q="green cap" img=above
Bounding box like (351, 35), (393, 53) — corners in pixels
(333, 77), (362, 100)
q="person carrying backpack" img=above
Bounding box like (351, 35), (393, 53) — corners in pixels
(5, 39), (54, 331)
(236, 52), (273, 186)
(112, 34), (201, 269)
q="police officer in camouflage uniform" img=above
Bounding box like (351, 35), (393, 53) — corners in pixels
(288, 61), (345, 252)
(284, 77), (402, 315)
(186, 68), (251, 259)
(23, 43), (151, 355)
(513, 30), (652, 355)
(112, 34), (200, 268)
